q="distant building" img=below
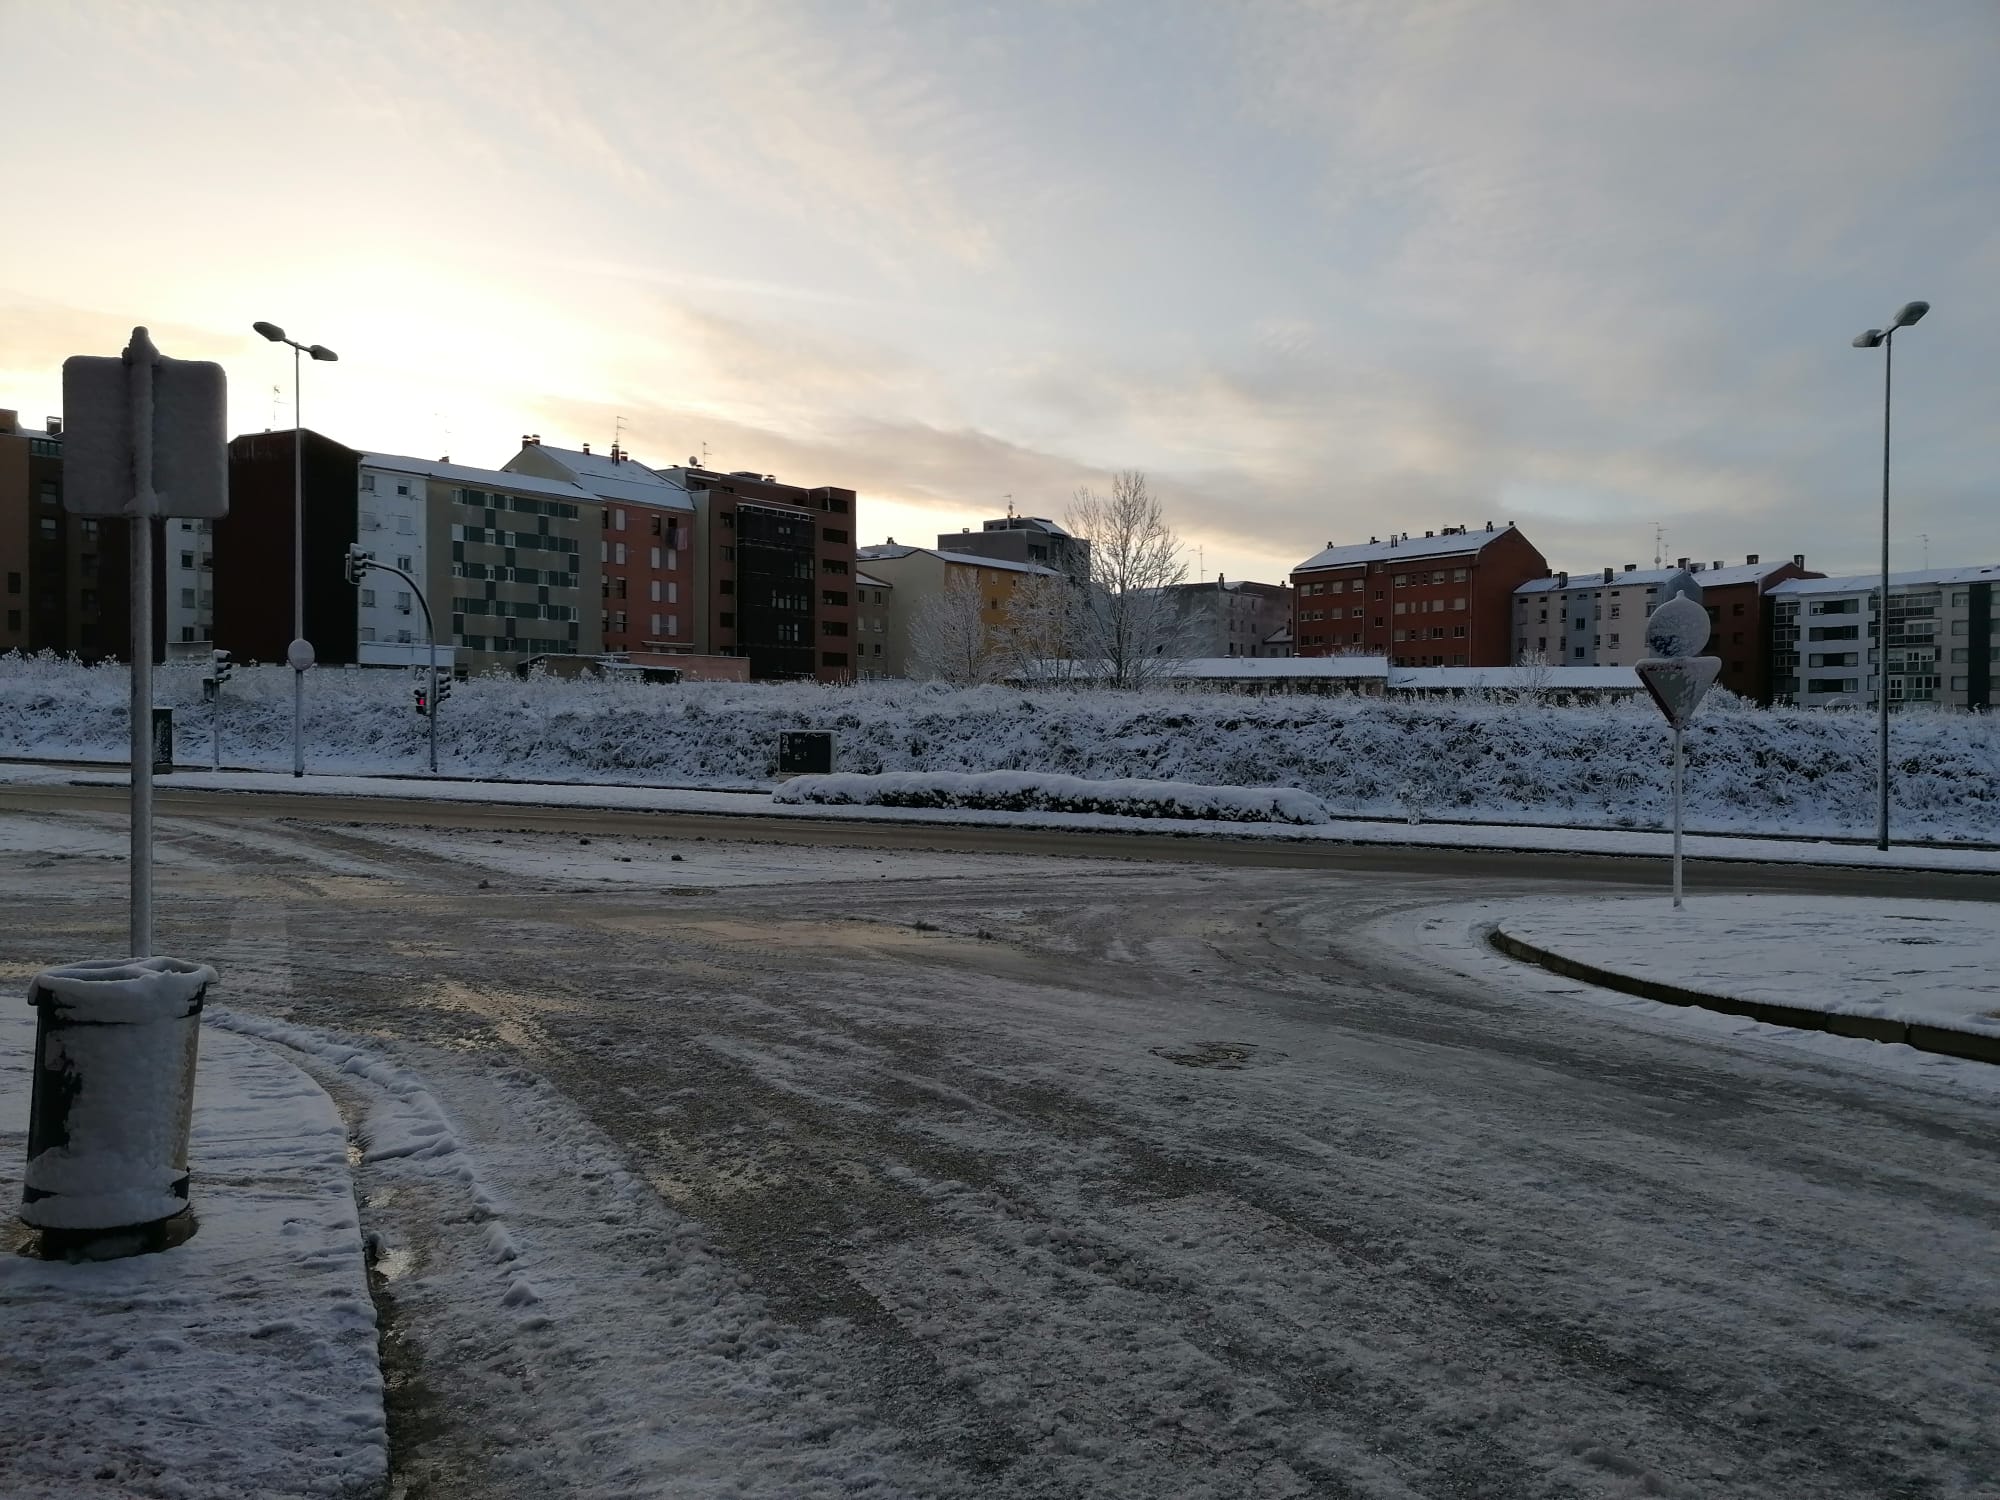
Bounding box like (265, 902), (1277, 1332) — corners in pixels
(215, 430), (363, 668)
(0, 409), (131, 661)
(360, 452), (604, 677)
(1514, 554), (1820, 703)
(1291, 523), (1547, 667)
(854, 571), (893, 678)
(1768, 566), (1999, 710)
(504, 438), (695, 658)
(937, 514), (1090, 585)
(855, 543), (1060, 677)
(1157, 576), (1292, 658)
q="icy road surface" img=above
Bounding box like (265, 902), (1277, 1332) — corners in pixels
(2, 802), (1997, 1499)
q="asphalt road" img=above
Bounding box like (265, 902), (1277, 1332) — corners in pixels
(2, 793), (1996, 1499)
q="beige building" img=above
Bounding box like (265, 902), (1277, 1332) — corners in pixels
(854, 570), (893, 677)
(854, 543), (1060, 677)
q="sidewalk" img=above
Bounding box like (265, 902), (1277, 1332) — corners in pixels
(1490, 895), (2000, 1064)
(0, 999), (386, 1499)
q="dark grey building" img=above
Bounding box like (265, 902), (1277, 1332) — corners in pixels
(936, 515), (1089, 585)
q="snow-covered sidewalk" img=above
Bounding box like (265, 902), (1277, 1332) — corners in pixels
(1491, 896), (2000, 1062)
(6, 761), (2000, 874)
(0, 1001), (384, 1499)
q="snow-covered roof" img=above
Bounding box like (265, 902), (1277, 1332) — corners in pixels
(1295, 525), (1514, 573)
(1516, 560), (1800, 596)
(854, 572), (891, 589)
(1390, 665), (1642, 690)
(1768, 565), (2000, 596)
(982, 516), (1069, 537)
(361, 452), (593, 503)
(1175, 656), (1386, 679)
(507, 445), (695, 511)
(858, 543), (1059, 577)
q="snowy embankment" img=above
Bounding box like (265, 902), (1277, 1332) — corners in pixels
(776, 770), (1328, 823)
(5, 650), (1997, 839)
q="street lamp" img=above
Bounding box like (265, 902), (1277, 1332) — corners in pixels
(254, 321), (339, 777)
(1850, 299), (1928, 851)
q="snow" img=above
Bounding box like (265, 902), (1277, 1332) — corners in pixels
(1517, 560), (1796, 593)
(777, 769), (1329, 823)
(0, 1005), (384, 1499)
(1294, 525), (1513, 571)
(1493, 895), (2000, 1037)
(1770, 564), (2000, 596)
(8, 654), (1996, 841)
(361, 452), (592, 502)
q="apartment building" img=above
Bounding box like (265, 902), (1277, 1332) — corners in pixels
(503, 439), (694, 655)
(650, 465), (858, 683)
(1157, 577), (1292, 658)
(163, 517), (216, 653)
(360, 453), (603, 676)
(1513, 554), (1819, 703)
(854, 571), (893, 677)
(935, 514), (1090, 585)
(1291, 523), (1546, 667)
(0, 409), (132, 660)
(1768, 566), (1998, 710)
(214, 430), (362, 667)
(854, 543), (1059, 677)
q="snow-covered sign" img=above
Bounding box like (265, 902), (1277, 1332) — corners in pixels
(61, 328), (228, 519)
(1636, 657), (1721, 729)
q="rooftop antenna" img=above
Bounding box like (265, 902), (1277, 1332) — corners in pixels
(1920, 532), (1930, 568)
(269, 383), (282, 429)
(700, 442), (711, 468)
(614, 413), (627, 456)
(1003, 493), (1014, 519)
(1653, 523), (1665, 569)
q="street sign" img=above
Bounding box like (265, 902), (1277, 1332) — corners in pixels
(1636, 657), (1721, 729)
(286, 638), (316, 671)
(778, 731), (835, 775)
(61, 332), (228, 519)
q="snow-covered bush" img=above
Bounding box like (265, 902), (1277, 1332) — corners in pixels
(775, 770), (1329, 824)
(4, 651), (1995, 840)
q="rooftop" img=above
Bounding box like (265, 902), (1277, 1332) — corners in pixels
(362, 452), (593, 503)
(858, 544), (1060, 577)
(507, 443), (695, 511)
(1516, 559), (1804, 595)
(1768, 565), (2000, 596)
(1295, 524), (1516, 573)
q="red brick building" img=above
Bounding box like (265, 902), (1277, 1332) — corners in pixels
(1290, 523), (1547, 667)
(504, 439), (694, 656)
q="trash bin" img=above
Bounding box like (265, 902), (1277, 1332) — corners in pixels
(151, 706), (175, 775)
(20, 956), (215, 1259)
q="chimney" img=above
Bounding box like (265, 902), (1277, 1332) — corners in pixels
(1677, 557), (1689, 569)
(1746, 554), (1759, 565)
(46, 416), (62, 436)
(582, 442), (591, 455)
(1557, 570), (1569, 588)
(1624, 563), (1637, 572)
(1602, 567), (1613, 584)
(1424, 529), (1434, 538)
(1793, 553), (1805, 567)
(1711, 560), (1723, 570)
(1485, 520), (1493, 531)
(0, 410), (16, 435)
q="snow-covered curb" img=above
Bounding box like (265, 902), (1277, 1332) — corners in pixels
(1489, 896), (2000, 1063)
(775, 769), (1328, 824)
(9, 761), (2000, 873)
(0, 1004), (385, 1499)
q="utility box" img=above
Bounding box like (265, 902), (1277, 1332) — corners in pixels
(777, 731), (835, 776)
(151, 707), (175, 775)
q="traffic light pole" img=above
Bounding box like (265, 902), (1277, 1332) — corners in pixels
(346, 550), (441, 773)
(127, 336), (157, 959)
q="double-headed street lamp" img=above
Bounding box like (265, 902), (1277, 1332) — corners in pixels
(253, 320), (338, 778)
(1850, 299), (1929, 852)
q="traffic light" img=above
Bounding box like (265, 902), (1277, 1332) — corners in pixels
(434, 676), (452, 705)
(345, 545), (374, 585)
(211, 649), (232, 686)
(413, 686), (428, 716)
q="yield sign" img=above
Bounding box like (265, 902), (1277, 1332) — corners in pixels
(1636, 657), (1721, 728)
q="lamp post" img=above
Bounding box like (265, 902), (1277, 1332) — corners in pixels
(1850, 299), (1929, 851)
(253, 321), (338, 777)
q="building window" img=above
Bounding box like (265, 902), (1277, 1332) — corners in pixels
(396, 482), (410, 496)
(822, 651), (848, 666)
(650, 547), (661, 568)
(39, 517), (57, 538)
(666, 615), (677, 636)
(614, 509), (626, 531)
(719, 579), (734, 596)
(361, 474), (376, 492)
(614, 543), (626, 564)
(822, 528), (848, 544)
(718, 611), (734, 628)
(666, 582), (677, 604)
(360, 588), (376, 607)
(651, 613), (662, 635)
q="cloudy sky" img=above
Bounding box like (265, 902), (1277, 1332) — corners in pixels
(2, 0), (1993, 581)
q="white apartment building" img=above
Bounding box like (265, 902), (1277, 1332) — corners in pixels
(164, 517), (215, 656)
(1768, 566), (2000, 711)
(355, 458), (440, 671)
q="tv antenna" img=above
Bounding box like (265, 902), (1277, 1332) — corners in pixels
(269, 383), (282, 429)
(614, 413), (628, 453)
(1920, 532), (1930, 568)
(1653, 524), (1666, 569)
(1003, 493), (1014, 519)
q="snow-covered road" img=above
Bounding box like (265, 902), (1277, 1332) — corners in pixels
(2, 803), (1996, 1498)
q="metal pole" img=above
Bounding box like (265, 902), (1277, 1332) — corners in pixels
(1671, 721), (1684, 910)
(292, 342), (305, 778)
(127, 334), (157, 959)
(211, 679), (221, 771)
(1876, 330), (1893, 851)
(424, 598), (438, 775)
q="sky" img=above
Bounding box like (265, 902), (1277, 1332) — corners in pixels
(2, 0), (1994, 583)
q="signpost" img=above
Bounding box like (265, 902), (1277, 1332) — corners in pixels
(28, 329), (227, 1259)
(1634, 572), (1719, 909)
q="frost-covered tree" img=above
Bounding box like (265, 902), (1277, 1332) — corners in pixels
(999, 572), (1091, 685)
(1506, 649), (1554, 702)
(908, 570), (998, 684)
(1065, 471), (1194, 689)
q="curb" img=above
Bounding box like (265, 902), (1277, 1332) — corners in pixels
(1486, 925), (2000, 1066)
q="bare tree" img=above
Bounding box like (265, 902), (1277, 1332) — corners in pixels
(999, 572), (1090, 685)
(908, 570), (998, 685)
(1065, 471), (1193, 689)
(1505, 648), (1554, 703)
